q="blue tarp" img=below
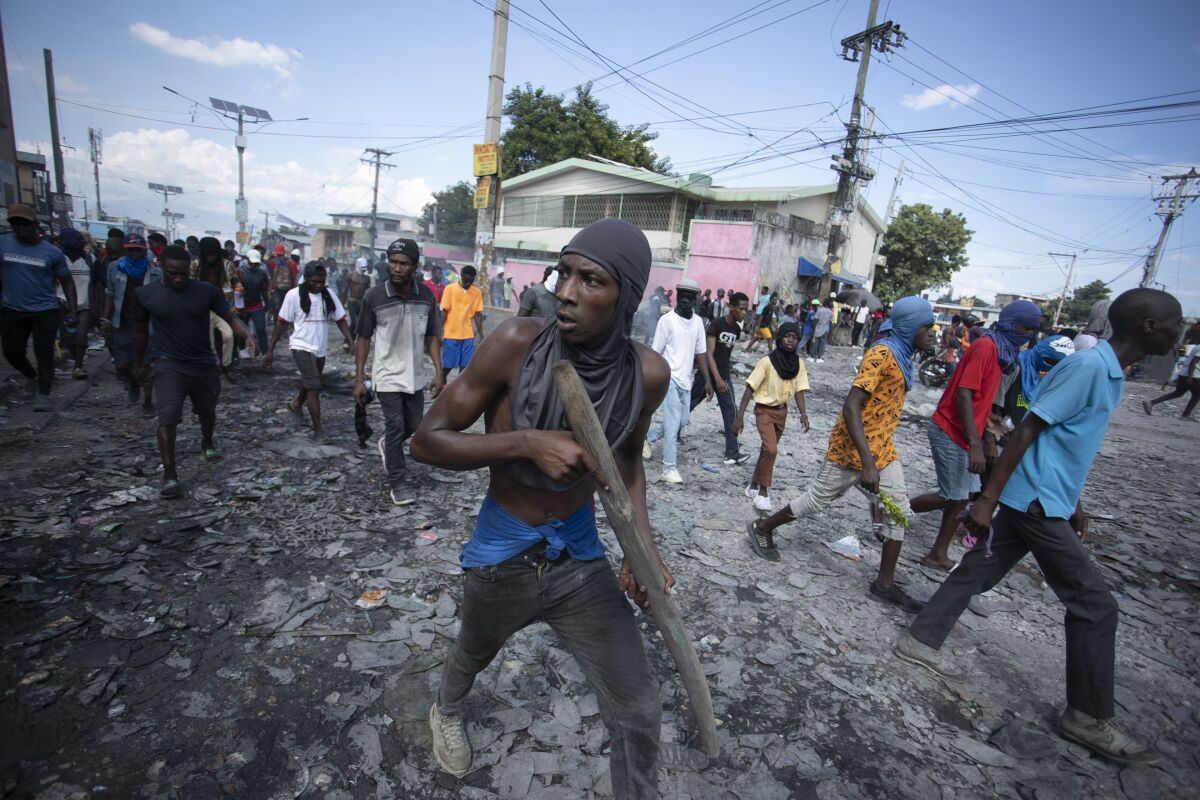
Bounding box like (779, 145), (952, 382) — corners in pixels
(797, 257), (823, 278)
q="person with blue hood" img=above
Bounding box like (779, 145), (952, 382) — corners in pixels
(103, 232), (162, 409)
(910, 299), (1042, 570)
(748, 296), (936, 612)
(1005, 335), (1076, 424)
(410, 218), (673, 795)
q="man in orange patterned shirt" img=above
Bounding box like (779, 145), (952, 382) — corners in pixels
(747, 296), (935, 612)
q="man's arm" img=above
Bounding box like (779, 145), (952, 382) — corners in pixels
(955, 387), (986, 473)
(58, 274), (78, 316)
(705, 333), (726, 394)
(732, 383), (754, 436)
(472, 311), (484, 341)
(963, 413), (1049, 535)
(793, 390), (809, 432)
(425, 335), (445, 397)
(220, 308), (253, 353)
(842, 387), (877, 490)
(353, 335), (372, 403)
(262, 313), (287, 368)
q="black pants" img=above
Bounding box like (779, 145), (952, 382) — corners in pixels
(691, 379), (739, 457)
(851, 321), (865, 346)
(1150, 377), (1200, 417)
(1, 309), (59, 395)
(439, 550), (660, 799)
(378, 390), (424, 487)
(910, 502), (1117, 718)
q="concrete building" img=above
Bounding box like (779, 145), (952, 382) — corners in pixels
(995, 291), (1052, 308)
(15, 151), (51, 223)
(492, 157), (885, 302)
(328, 211), (420, 253)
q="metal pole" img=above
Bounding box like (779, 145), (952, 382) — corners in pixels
(43, 48), (69, 228)
(237, 111), (247, 239)
(161, 189), (170, 241)
(1051, 252), (1076, 329)
(867, 157), (903, 290)
(473, 0), (509, 274)
(89, 128), (102, 220)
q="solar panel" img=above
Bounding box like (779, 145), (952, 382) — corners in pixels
(254, 107), (273, 121)
(209, 98), (237, 113)
(167, 185), (183, 194)
(148, 182), (164, 191)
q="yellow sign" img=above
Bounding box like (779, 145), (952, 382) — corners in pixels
(235, 230), (249, 244)
(473, 176), (493, 209)
(473, 143), (499, 176)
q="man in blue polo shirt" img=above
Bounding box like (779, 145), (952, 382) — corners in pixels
(0, 204), (77, 411)
(896, 287), (1181, 765)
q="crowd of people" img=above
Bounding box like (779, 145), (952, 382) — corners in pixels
(2, 206), (1193, 796)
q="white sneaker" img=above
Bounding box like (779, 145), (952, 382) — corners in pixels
(429, 703), (473, 777)
(662, 469), (683, 484)
(816, 358), (825, 364)
(744, 483), (757, 499)
(753, 494), (772, 512)
(642, 440), (651, 459)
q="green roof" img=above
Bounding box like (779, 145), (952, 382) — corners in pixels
(501, 158), (885, 232)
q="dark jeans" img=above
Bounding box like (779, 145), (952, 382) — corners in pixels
(689, 379), (740, 458)
(2, 309), (59, 394)
(439, 550), (660, 799)
(378, 390), (424, 487)
(348, 301), (361, 338)
(910, 502), (1117, 718)
(851, 322), (865, 347)
(811, 333), (829, 359)
(239, 308), (268, 355)
(1150, 377), (1200, 416)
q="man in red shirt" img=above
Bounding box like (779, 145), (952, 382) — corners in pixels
(910, 300), (1041, 569)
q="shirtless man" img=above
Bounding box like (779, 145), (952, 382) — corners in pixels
(411, 218), (672, 798)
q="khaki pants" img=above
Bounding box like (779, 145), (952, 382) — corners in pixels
(787, 458), (910, 541)
(751, 403), (788, 488)
(208, 312), (233, 367)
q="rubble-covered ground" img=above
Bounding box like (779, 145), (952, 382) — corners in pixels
(1, 331), (1197, 800)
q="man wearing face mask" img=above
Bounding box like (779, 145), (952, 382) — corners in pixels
(645, 278), (713, 484)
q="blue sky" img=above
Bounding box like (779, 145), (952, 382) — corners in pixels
(4, 0), (1199, 311)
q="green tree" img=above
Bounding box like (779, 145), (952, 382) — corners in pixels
(500, 83), (671, 178)
(1059, 279), (1111, 324)
(875, 203), (973, 302)
(419, 181), (476, 247)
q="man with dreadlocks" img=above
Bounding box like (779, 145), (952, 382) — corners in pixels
(264, 262), (353, 441)
(410, 219), (672, 797)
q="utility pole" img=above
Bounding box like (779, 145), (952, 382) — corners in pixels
(262, 210), (271, 241)
(867, 157), (904, 290)
(473, 0), (509, 274)
(1141, 167), (1199, 288)
(362, 148), (394, 257)
(88, 127), (103, 220)
(0, 12), (21, 207)
(43, 48), (69, 229)
(149, 182), (183, 240)
(820, 0), (904, 300)
(1050, 252), (1077, 328)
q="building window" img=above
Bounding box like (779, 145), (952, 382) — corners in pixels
(503, 193), (677, 232)
(383, 222), (397, 232)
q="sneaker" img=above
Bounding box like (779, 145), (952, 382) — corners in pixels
(642, 440), (651, 459)
(743, 483), (757, 499)
(159, 477), (182, 499)
(203, 447), (223, 462)
(429, 703), (473, 777)
(746, 520), (780, 562)
(1142, 400), (1153, 416)
(868, 580), (925, 613)
(32, 394), (51, 412)
(753, 494), (772, 513)
(72, 367), (86, 380)
(662, 469), (683, 484)
(724, 454), (750, 465)
(1059, 708), (1159, 764)
(816, 358), (825, 364)
(894, 633), (963, 681)
(378, 436), (388, 469)
(390, 486), (415, 506)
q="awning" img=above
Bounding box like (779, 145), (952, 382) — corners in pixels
(832, 272), (866, 288)
(796, 257), (823, 278)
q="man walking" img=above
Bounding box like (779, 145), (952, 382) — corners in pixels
(695, 291), (749, 464)
(896, 288), (1179, 765)
(129, 246), (254, 497)
(410, 218), (671, 796)
(748, 297), (935, 614)
(809, 297), (834, 362)
(346, 258), (372, 336)
(517, 266), (558, 319)
(236, 248), (271, 358)
(851, 303), (868, 347)
(439, 265), (484, 375)
(103, 233), (161, 409)
(354, 239), (444, 505)
(487, 265), (505, 307)
(645, 278), (712, 484)
(56, 228), (94, 380)
(0, 205), (77, 410)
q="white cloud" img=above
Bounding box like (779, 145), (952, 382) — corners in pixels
(900, 83), (981, 111)
(128, 22), (302, 80)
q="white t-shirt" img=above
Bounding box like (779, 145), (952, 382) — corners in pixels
(56, 256), (92, 310)
(1175, 343), (1200, 379)
(855, 306), (869, 324)
(651, 310), (707, 391)
(277, 287), (347, 357)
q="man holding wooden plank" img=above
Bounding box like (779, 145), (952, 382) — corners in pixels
(411, 218), (672, 797)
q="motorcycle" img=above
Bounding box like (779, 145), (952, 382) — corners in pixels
(918, 348), (953, 388)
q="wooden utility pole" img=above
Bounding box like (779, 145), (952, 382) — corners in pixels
(362, 148), (394, 257)
(820, 0), (905, 299)
(1050, 252), (1077, 328)
(88, 128), (103, 220)
(1141, 168), (1198, 288)
(473, 0), (509, 274)
(43, 48), (69, 228)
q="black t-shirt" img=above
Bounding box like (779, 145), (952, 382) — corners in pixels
(238, 266), (269, 308)
(707, 315), (742, 381)
(129, 280), (229, 368)
(119, 273), (145, 329)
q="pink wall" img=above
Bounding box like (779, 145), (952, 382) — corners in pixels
(683, 221), (760, 299)
(423, 243), (473, 262)
(501, 259), (687, 305)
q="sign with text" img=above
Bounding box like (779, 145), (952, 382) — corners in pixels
(473, 175), (493, 209)
(472, 143), (499, 176)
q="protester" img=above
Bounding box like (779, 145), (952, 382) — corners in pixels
(809, 297), (834, 362)
(908, 300), (1041, 570)
(355, 239), (444, 505)
(712, 287), (727, 321)
(422, 267), (443, 304)
(798, 299), (818, 354)
(897, 288), (1180, 765)
(236, 248), (271, 357)
(331, 258), (349, 303)
(264, 262), (353, 441)
(645, 278), (712, 484)
(103, 233), (161, 410)
(129, 246), (253, 497)
(410, 218), (670, 794)
(706, 291), (750, 464)
(999, 335), (1076, 425)
(56, 228), (94, 380)
(440, 265), (484, 374)
(745, 292), (777, 353)
(0, 205), (77, 411)
(147, 232), (167, 263)
(345, 257), (372, 336)
(1073, 299), (1113, 351)
(223, 240), (238, 261)
(503, 274), (514, 308)
(517, 266), (558, 319)
(699, 288), (713, 321)
(749, 298), (935, 613)
(487, 265), (505, 307)
(1142, 330), (1200, 419)
(193, 237), (238, 379)
(733, 322), (810, 512)
(851, 303), (869, 347)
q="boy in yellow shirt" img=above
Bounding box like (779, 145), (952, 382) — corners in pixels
(440, 265), (484, 373)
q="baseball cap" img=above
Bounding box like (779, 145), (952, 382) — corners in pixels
(5, 203), (36, 223)
(247, 249), (262, 264)
(386, 238), (421, 264)
(676, 277), (701, 294)
(124, 233), (148, 250)
(273, 244), (286, 255)
(811, 298), (820, 305)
